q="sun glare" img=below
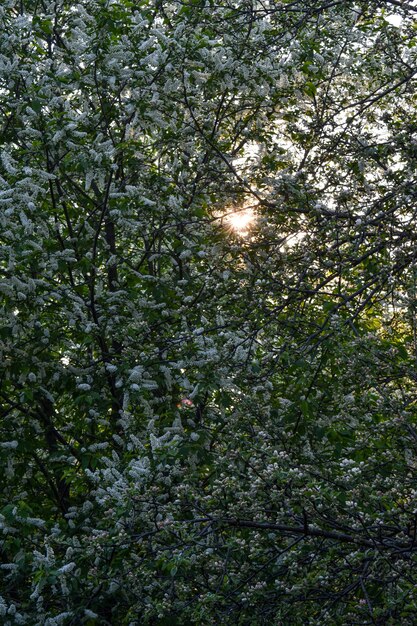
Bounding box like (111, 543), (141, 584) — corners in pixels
(226, 208), (255, 235)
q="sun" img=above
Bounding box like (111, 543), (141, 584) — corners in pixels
(225, 207), (256, 235)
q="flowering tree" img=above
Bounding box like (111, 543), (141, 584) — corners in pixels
(1, 0), (417, 624)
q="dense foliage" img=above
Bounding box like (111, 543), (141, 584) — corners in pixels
(1, 0), (417, 623)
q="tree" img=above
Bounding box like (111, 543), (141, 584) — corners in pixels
(1, 0), (417, 624)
